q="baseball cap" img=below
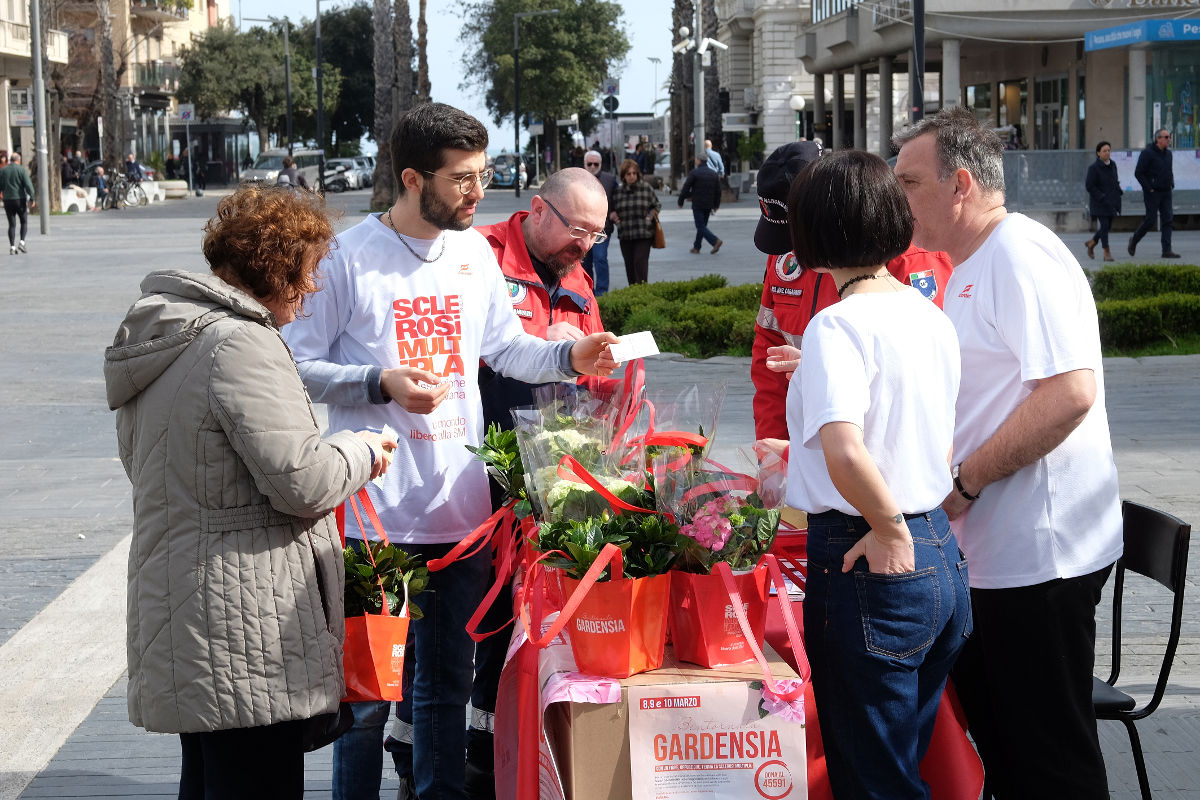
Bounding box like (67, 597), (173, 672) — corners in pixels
(753, 141), (823, 255)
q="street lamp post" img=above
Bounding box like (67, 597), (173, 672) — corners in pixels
(315, 0), (338, 193)
(647, 56), (661, 111)
(246, 16), (292, 155)
(789, 95), (806, 140)
(514, 8), (559, 199)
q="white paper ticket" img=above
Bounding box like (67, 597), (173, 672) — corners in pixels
(609, 330), (660, 362)
(371, 424), (400, 488)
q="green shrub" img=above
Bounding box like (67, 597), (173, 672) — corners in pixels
(1090, 264), (1200, 301)
(1156, 292), (1200, 337)
(1097, 297), (1164, 348)
(643, 274), (727, 302)
(683, 283), (763, 311)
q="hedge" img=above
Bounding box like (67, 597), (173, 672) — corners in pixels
(1089, 264), (1200, 301)
(1097, 292), (1200, 349)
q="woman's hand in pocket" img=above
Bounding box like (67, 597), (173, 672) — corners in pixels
(842, 523), (915, 574)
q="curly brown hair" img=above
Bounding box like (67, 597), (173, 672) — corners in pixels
(203, 184), (336, 308)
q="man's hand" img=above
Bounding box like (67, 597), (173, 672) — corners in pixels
(380, 367), (451, 414)
(355, 430), (398, 480)
(765, 344), (802, 378)
(941, 489), (972, 521)
(754, 438), (789, 461)
(569, 331), (620, 376)
(546, 321), (585, 342)
(842, 524), (915, 574)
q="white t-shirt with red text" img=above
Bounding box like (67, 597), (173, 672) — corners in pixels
(285, 214), (573, 544)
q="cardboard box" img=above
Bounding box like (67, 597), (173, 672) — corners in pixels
(543, 644), (803, 800)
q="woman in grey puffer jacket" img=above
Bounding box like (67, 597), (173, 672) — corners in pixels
(104, 185), (395, 799)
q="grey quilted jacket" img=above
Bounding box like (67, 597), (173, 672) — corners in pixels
(104, 269), (371, 734)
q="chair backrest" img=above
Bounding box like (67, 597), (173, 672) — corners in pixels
(1109, 500), (1191, 717)
(1121, 500), (1191, 592)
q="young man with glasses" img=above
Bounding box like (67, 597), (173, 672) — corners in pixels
(1129, 128), (1179, 258)
(581, 150), (617, 295)
(466, 167), (610, 796)
(285, 103), (618, 800)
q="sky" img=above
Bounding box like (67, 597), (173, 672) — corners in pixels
(238, 0), (676, 155)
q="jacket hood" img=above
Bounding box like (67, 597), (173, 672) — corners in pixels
(104, 269), (274, 410)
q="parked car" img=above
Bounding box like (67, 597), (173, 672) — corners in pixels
(353, 156), (374, 187)
(325, 158), (363, 190)
(491, 153), (526, 188)
(240, 148), (324, 187)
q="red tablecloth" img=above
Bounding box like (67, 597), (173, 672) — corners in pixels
(765, 600), (984, 800)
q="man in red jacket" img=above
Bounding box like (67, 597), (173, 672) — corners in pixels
(459, 166), (610, 798)
(751, 141), (954, 440)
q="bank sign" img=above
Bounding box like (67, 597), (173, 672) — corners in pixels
(1086, 19), (1200, 51)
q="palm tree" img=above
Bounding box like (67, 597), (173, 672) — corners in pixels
(415, 0), (430, 104)
(370, 0), (395, 210)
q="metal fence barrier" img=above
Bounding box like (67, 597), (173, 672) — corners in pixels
(1004, 150), (1200, 216)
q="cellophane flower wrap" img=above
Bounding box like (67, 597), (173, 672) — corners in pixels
(513, 384), (647, 524)
(654, 447), (783, 574)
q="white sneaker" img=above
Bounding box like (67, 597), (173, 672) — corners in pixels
(17, 241), (26, 253)
(8, 246), (15, 255)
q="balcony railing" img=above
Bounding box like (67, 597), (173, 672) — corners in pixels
(0, 21), (68, 64)
(135, 60), (180, 92)
(129, 0), (189, 22)
(812, 0), (856, 25)
(873, 0), (913, 29)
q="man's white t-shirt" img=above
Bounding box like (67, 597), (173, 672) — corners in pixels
(785, 287), (960, 516)
(943, 213), (1122, 589)
(284, 214), (573, 544)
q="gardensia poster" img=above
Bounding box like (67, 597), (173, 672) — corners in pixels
(628, 682), (807, 800)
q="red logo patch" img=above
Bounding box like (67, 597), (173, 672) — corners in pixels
(957, 284), (974, 298)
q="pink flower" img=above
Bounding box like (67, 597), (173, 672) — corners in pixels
(759, 680), (806, 724)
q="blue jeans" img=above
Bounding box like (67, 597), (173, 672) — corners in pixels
(335, 540), (492, 800)
(1131, 189), (1173, 254)
(583, 236), (610, 295)
(803, 508), (971, 800)
(691, 208), (718, 250)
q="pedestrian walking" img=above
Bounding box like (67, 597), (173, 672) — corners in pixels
(1084, 141), (1122, 261)
(610, 158), (661, 285)
(582, 149), (617, 295)
(0, 152), (34, 255)
(1128, 128), (1179, 258)
(678, 155), (722, 254)
(894, 106), (1121, 799)
(103, 184), (396, 800)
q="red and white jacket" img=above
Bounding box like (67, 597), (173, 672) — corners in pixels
(751, 244), (954, 440)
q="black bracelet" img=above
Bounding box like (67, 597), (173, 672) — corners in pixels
(952, 464), (980, 502)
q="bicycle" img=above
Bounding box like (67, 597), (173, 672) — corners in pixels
(104, 174), (148, 209)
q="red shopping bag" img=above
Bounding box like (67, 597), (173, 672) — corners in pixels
(522, 544), (670, 679)
(670, 563), (769, 668)
(561, 565), (671, 679)
(339, 489), (410, 702)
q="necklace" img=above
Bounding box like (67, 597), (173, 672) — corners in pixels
(385, 208), (445, 263)
(837, 273), (883, 298)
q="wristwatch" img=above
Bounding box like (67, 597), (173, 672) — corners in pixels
(952, 464), (980, 502)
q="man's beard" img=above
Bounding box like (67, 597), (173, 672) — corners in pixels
(542, 250), (581, 280)
(420, 183), (471, 231)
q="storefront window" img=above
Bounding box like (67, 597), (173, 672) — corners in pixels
(998, 79), (1028, 146)
(966, 83), (991, 127)
(1146, 47), (1199, 150)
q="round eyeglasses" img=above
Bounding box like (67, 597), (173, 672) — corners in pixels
(542, 197), (608, 244)
(422, 167), (495, 194)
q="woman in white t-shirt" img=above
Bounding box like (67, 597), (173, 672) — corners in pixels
(781, 151), (971, 799)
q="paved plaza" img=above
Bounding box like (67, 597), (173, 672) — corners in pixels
(0, 186), (1197, 799)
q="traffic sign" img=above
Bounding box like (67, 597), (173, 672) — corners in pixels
(602, 96), (619, 113)
(602, 79), (619, 96)
(177, 103), (195, 121)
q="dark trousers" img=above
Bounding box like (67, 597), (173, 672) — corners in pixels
(1092, 215), (1113, 249)
(691, 208), (719, 249)
(1130, 190), (1173, 254)
(5, 199), (27, 246)
(619, 237), (652, 285)
(179, 719), (306, 800)
(951, 564), (1113, 800)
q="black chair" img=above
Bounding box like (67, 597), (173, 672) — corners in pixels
(1092, 500), (1191, 800)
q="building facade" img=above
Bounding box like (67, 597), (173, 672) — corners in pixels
(1, 3), (68, 157)
(714, 0), (1200, 163)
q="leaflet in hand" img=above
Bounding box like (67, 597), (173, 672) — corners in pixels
(609, 330), (660, 362)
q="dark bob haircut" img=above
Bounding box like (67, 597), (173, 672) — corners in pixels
(787, 150), (913, 271)
(202, 184), (335, 310)
(1095, 140), (1111, 154)
(390, 102), (489, 196)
